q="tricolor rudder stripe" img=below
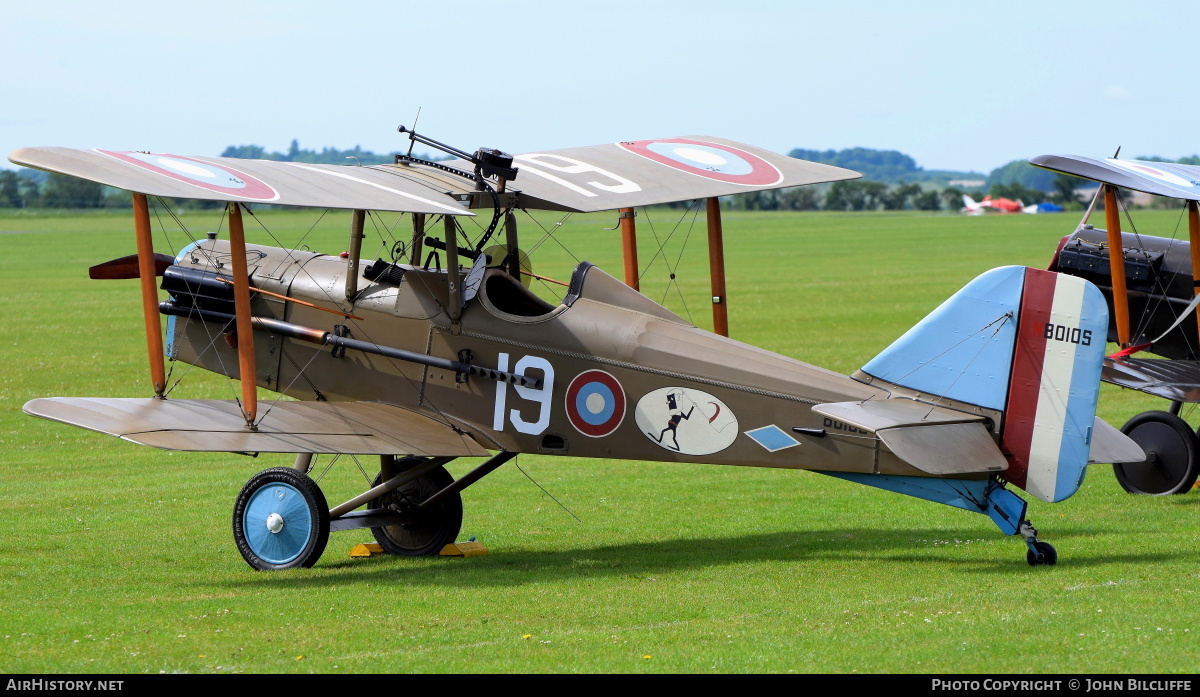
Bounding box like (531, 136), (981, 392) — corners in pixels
(1000, 268), (1107, 502)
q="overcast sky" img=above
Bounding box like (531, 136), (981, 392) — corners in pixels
(3, 0), (1197, 174)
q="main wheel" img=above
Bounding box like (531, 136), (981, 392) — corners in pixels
(1115, 411), (1200, 495)
(233, 467), (330, 570)
(1026, 541), (1057, 567)
(368, 457), (463, 556)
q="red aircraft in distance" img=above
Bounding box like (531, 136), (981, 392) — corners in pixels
(962, 194), (1024, 214)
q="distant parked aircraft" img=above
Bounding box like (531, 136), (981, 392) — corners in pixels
(962, 195), (1062, 215)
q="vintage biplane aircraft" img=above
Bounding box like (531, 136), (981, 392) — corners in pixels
(1034, 153), (1200, 496)
(11, 130), (1144, 570)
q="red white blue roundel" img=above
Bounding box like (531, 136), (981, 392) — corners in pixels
(1106, 158), (1200, 192)
(96, 150), (279, 201)
(617, 138), (782, 186)
(565, 370), (626, 437)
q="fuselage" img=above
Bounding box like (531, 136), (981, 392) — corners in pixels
(164, 239), (947, 477)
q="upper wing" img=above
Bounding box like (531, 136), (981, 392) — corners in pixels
(8, 147), (474, 215)
(1030, 154), (1200, 201)
(451, 136), (860, 212)
(23, 397), (489, 456)
(11, 136), (856, 214)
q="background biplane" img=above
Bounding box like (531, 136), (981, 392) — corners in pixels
(10, 131), (1143, 570)
(1034, 153), (1200, 495)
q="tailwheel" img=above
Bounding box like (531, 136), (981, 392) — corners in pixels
(1018, 520), (1057, 567)
(1115, 411), (1200, 495)
(233, 467), (330, 571)
(1026, 541), (1058, 567)
(368, 457), (463, 556)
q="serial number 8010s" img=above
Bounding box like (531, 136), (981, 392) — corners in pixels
(1044, 322), (1092, 346)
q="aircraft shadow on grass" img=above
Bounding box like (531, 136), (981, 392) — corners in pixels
(225, 527), (1188, 590)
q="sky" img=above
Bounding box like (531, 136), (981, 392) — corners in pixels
(3, 0), (1198, 175)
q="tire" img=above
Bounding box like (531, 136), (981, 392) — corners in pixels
(368, 457), (463, 556)
(233, 467), (330, 570)
(1026, 541), (1057, 567)
(1115, 411), (1200, 495)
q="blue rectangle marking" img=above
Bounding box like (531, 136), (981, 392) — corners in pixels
(745, 425), (800, 452)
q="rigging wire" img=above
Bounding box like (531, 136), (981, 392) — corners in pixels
(635, 202), (703, 323)
(1116, 194), (1198, 356)
(233, 205), (461, 432)
(148, 197), (242, 404)
(513, 456), (581, 523)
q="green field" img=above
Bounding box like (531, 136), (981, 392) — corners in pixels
(1, 206), (1197, 674)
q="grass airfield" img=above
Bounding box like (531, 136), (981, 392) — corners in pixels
(0, 206), (1197, 674)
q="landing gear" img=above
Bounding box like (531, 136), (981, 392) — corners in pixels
(368, 457), (463, 556)
(233, 467), (330, 571)
(1019, 520), (1057, 567)
(1116, 411), (1200, 495)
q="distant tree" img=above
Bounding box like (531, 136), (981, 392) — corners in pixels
(790, 147), (922, 183)
(103, 188), (132, 208)
(220, 144), (268, 159)
(221, 141), (398, 166)
(988, 181), (1043, 205)
(882, 183), (922, 210)
(40, 173), (103, 208)
(0, 171), (20, 207)
(1051, 174), (1085, 206)
(779, 186), (821, 211)
(913, 189), (942, 211)
(18, 175), (40, 207)
(986, 160), (1057, 192)
(824, 180), (887, 211)
(940, 186), (965, 211)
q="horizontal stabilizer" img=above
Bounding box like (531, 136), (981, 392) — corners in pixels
(23, 398), (489, 456)
(1030, 154), (1200, 202)
(813, 398), (984, 431)
(1088, 416), (1145, 465)
(812, 399), (1008, 475)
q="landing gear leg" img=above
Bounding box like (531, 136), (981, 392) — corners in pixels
(1019, 520), (1057, 567)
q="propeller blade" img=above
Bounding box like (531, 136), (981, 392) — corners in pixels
(88, 253), (174, 280)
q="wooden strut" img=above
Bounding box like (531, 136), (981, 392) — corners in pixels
(619, 207), (639, 290)
(1189, 201), (1200, 354)
(409, 213), (425, 267)
(345, 209), (365, 301)
(227, 202), (258, 426)
(445, 214), (462, 321)
(706, 197), (729, 337)
(132, 193), (166, 397)
(1104, 185), (1131, 347)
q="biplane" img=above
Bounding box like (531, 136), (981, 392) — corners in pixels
(1034, 153), (1200, 495)
(11, 130), (1143, 570)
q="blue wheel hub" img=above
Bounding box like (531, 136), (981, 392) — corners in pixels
(242, 482), (314, 564)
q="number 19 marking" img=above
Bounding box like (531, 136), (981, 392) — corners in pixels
(493, 353), (555, 435)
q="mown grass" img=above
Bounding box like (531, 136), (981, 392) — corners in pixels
(0, 206), (1197, 674)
